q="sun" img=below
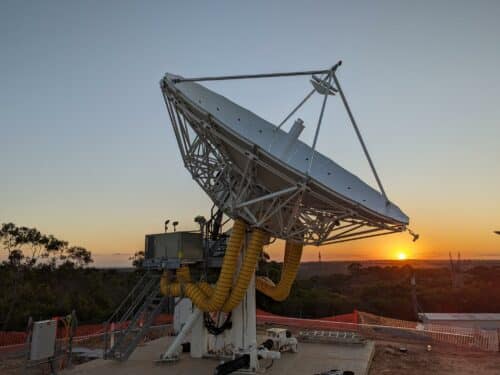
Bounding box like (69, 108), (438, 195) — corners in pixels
(397, 252), (408, 260)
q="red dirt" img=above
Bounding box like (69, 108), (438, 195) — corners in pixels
(369, 341), (500, 375)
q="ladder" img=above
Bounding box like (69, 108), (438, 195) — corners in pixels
(104, 272), (167, 361)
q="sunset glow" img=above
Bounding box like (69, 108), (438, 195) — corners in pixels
(1, 2), (499, 268)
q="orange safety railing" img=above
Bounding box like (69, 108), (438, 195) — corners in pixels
(1, 310), (498, 353)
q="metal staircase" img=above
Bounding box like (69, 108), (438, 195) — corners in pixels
(104, 272), (167, 361)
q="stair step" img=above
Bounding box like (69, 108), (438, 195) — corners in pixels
(104, 273), (165, 362)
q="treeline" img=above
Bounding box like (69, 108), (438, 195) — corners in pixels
(0, 265), (143, 330)
(256, 261), (500, 321)
(0, 223), (146, 331)
(2, 222), (500, 329)
(1, 260), (499, 330)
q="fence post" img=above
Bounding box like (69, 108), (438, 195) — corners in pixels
(110, 322), (115, 349)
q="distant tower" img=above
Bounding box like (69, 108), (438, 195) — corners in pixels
(410, 271), (423, 320)
(318, 251), (322, 263)
(449, 251), (464, 289)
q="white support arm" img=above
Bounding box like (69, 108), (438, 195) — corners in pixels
(161, 308), (202, 360)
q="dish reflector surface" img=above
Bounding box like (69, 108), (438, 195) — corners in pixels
(161, 72), (408, 245)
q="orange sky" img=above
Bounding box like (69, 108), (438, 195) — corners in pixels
(3, 151), (499, 268)
(1, 2), (499, 267)
(10, 205), (496, 268)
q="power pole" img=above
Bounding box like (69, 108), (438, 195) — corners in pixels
(410, 271), (423, 320)
(449, 252), (464, 289)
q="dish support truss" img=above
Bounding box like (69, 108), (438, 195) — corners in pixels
(160, 66), (407, 246)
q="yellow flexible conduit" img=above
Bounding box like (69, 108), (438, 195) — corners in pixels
(255, 240), (303, 301)
(160, 219), (301, 311)
(160, 218), (246, 312)
(221, 228), (266, 312)
(171, 228), (266, 311)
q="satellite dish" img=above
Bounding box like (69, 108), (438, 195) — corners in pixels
(160, 62), (409, 245)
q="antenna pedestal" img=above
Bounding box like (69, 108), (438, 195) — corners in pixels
(190, 275), (259, 373)
(162, 230), (277, 373)
(190, 232), (260, 372)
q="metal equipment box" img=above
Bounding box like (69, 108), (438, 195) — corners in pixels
(30, 319), (57, 361)
(144, 232), (203, 262)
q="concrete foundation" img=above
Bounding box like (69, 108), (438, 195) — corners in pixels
(64, 335), (375, 375)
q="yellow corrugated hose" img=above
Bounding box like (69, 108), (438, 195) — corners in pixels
(255, 240), (303, 301)
(160, 218), (246, 312)
(160, 219), (301, 311)
(169, 228), (266, 313)
(221, 228), (266, 312)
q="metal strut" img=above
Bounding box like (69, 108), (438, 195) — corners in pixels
(277, 70), (333, 129)
(172, 61), (342, 83)
(332, 72), (389, 203)
(307, 72), (333, 174)
(277, 88), (315, 129)
(268, 72), (330, 153)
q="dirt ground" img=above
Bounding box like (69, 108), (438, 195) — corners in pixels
(369, 341), (500, 375)
(3, 339), (499, 374)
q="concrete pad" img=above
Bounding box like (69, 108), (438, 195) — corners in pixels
(267, 341), (374, 375)
(64, 336), (374, 375)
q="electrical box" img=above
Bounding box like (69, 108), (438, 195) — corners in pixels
(145, 232), (203, 262)
(30, 320), (57, 361)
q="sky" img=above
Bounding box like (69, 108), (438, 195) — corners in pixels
(1, 1), (499, 266)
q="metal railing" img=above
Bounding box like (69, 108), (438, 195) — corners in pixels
(103, 272), (164, 360)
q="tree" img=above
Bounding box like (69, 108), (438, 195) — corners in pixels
(0, 223), (18, 259)
(65, 246), (93, 268)
(44, 235), (69, 267)
(1, 222), (91, 268)
(12, 226), (47, 266)
(130, 251), (145, 269)
(1, 223), (67, 267)
(7, 249), (24, 267)
(0, 223), (94, 328)
(348, 262), (362, 276)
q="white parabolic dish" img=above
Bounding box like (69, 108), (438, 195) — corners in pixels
(161, 70), (409, 246)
